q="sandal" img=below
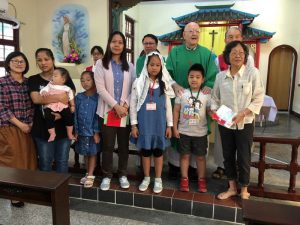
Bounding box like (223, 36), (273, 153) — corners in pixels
(80, 173), (88, 184)
(240, 192), (250, 200)
(84, 176), (95, 188)
(212, 167), (227, 180)
(217, 189), (237, 200)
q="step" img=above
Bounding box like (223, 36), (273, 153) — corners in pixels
(69, 177), (244, 224)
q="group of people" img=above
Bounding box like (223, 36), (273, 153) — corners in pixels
(0, 22), (264, 208)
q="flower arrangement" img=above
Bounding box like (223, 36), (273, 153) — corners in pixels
(63, 41), (84, 64)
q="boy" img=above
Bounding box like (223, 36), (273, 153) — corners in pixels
(173, 63), (211, 192)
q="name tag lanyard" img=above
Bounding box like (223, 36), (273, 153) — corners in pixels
(146, 80), (157, 111)
(189, 87), (201, 107)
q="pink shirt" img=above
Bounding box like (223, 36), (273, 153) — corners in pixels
(40, 83), (74, 112)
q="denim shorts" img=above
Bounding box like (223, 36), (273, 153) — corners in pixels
(178, 134), (207, 156)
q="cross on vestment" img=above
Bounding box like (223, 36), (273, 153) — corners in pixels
(209, 29), (218, 50)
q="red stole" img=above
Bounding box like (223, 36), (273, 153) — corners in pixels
(218, 54), (229, 71)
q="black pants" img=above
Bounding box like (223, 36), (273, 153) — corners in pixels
(44, 107), (73, 130)
(101, 123), (130, 179)
(218, 123), (254, 186)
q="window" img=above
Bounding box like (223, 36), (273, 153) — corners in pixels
(0, 19), (19, 77)
(124, 15), (134, 64)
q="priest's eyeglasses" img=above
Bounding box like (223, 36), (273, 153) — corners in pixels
(185, 30), (200, 34)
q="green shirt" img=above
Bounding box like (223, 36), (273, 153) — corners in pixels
(166, 44), (218, 89)
(135, 55), (146, 78)
(166, 44), (218, 134)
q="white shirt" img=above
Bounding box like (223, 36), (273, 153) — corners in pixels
(211, 65), (264, 129)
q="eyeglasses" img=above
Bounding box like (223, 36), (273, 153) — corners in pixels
(230, 51), (245, 57)
(185, 30), (200, 34)
(143, 42), (156, 46)
(10, 59), (25, 65)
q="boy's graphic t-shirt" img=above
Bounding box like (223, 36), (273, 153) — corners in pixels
(175, 89), (211, 137)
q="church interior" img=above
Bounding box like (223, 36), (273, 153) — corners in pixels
(0, 0), (300, 224)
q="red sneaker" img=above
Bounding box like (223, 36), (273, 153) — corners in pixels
(198, 178), (207, 193)
(180, 177), (189, 192)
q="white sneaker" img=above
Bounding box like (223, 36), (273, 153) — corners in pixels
(100, 177), (111, 191)
(153, 178), (163, 194)
(119, 176), (130, 189)
(80, 173), (88, 184)
(138, 177), (150, 192)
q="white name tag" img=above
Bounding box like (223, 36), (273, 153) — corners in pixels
(146, 103), (156, 111)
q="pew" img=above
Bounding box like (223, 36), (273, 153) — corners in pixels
(0, 166), (71, 225)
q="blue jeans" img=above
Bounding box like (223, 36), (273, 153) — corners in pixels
(34, 137), (71, 173)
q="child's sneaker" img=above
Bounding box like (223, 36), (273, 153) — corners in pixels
(180, 177), (189, 192)
(153, 178), (163, 194)
(119, 176), (130, 189)
(80, 173), (88, 184)
(198, 178), (207, 193)
(139, 177), (150, 192)
(100, 177), (111, 191)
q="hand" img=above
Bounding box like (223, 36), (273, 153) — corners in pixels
(172, 83), (184, 97)
(202, 86), (211, 95)
(93, 133), (101, 144)
(40, 91), (49, 97)
(114, 104), (128, 118)
(165, 127), (172, 139)
(74, 133), (78, 141)
(19, 122), (31, 134)
(51, 112), (62, 121)
(232, 112), (245, 124)
(173, 128), (180, 138)
(58, 93), (69, 105)
(131, 126), (139, 138)
(70, 105), (75, 113)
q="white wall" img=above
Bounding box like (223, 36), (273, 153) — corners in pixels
(124, 0), (300, 114)
(9, 0), (109, 81)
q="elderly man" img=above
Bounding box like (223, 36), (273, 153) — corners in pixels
(166, 22), (218, 181)
(212, 26), (255, 180)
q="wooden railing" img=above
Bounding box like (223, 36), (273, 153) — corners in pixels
(250, 134), (300, 201)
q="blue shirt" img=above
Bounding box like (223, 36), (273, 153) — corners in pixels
(111, 59), (124, 103)
(74, 92), (100, 136)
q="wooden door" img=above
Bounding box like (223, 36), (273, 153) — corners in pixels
(267, 45), (297, 111)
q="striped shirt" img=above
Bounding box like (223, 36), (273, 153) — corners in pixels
(0, 75), (34, 126)
(211, 65), (264, 130)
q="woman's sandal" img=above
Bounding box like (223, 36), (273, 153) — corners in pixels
(217, 189), (237, 200)
(80, 173), (88, 184)
(212, 167), (227, 180)
(84, 176), (95, 188)
(240, 192), (250, 200)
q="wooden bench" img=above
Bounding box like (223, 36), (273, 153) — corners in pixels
(0, 166), (71, 225)
(251, 134), (300, 201)
(242, 198), (300, 225)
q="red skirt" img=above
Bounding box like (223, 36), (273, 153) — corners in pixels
(0, 126), (37, 170)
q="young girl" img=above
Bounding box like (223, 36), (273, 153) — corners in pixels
(74, 71), (100, 188)
(94, 31), (135, 191)
(40, 67), (75, 142)
(130, 51), (175, 193)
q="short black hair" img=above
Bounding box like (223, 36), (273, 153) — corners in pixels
(223, 40), (249, 65)
(142, 34), (158, 44)
(5, 51), (29, 75)
(90, 45), (104, 55)
(188, 63), (205, 78)
(54, 67), (71, 84)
